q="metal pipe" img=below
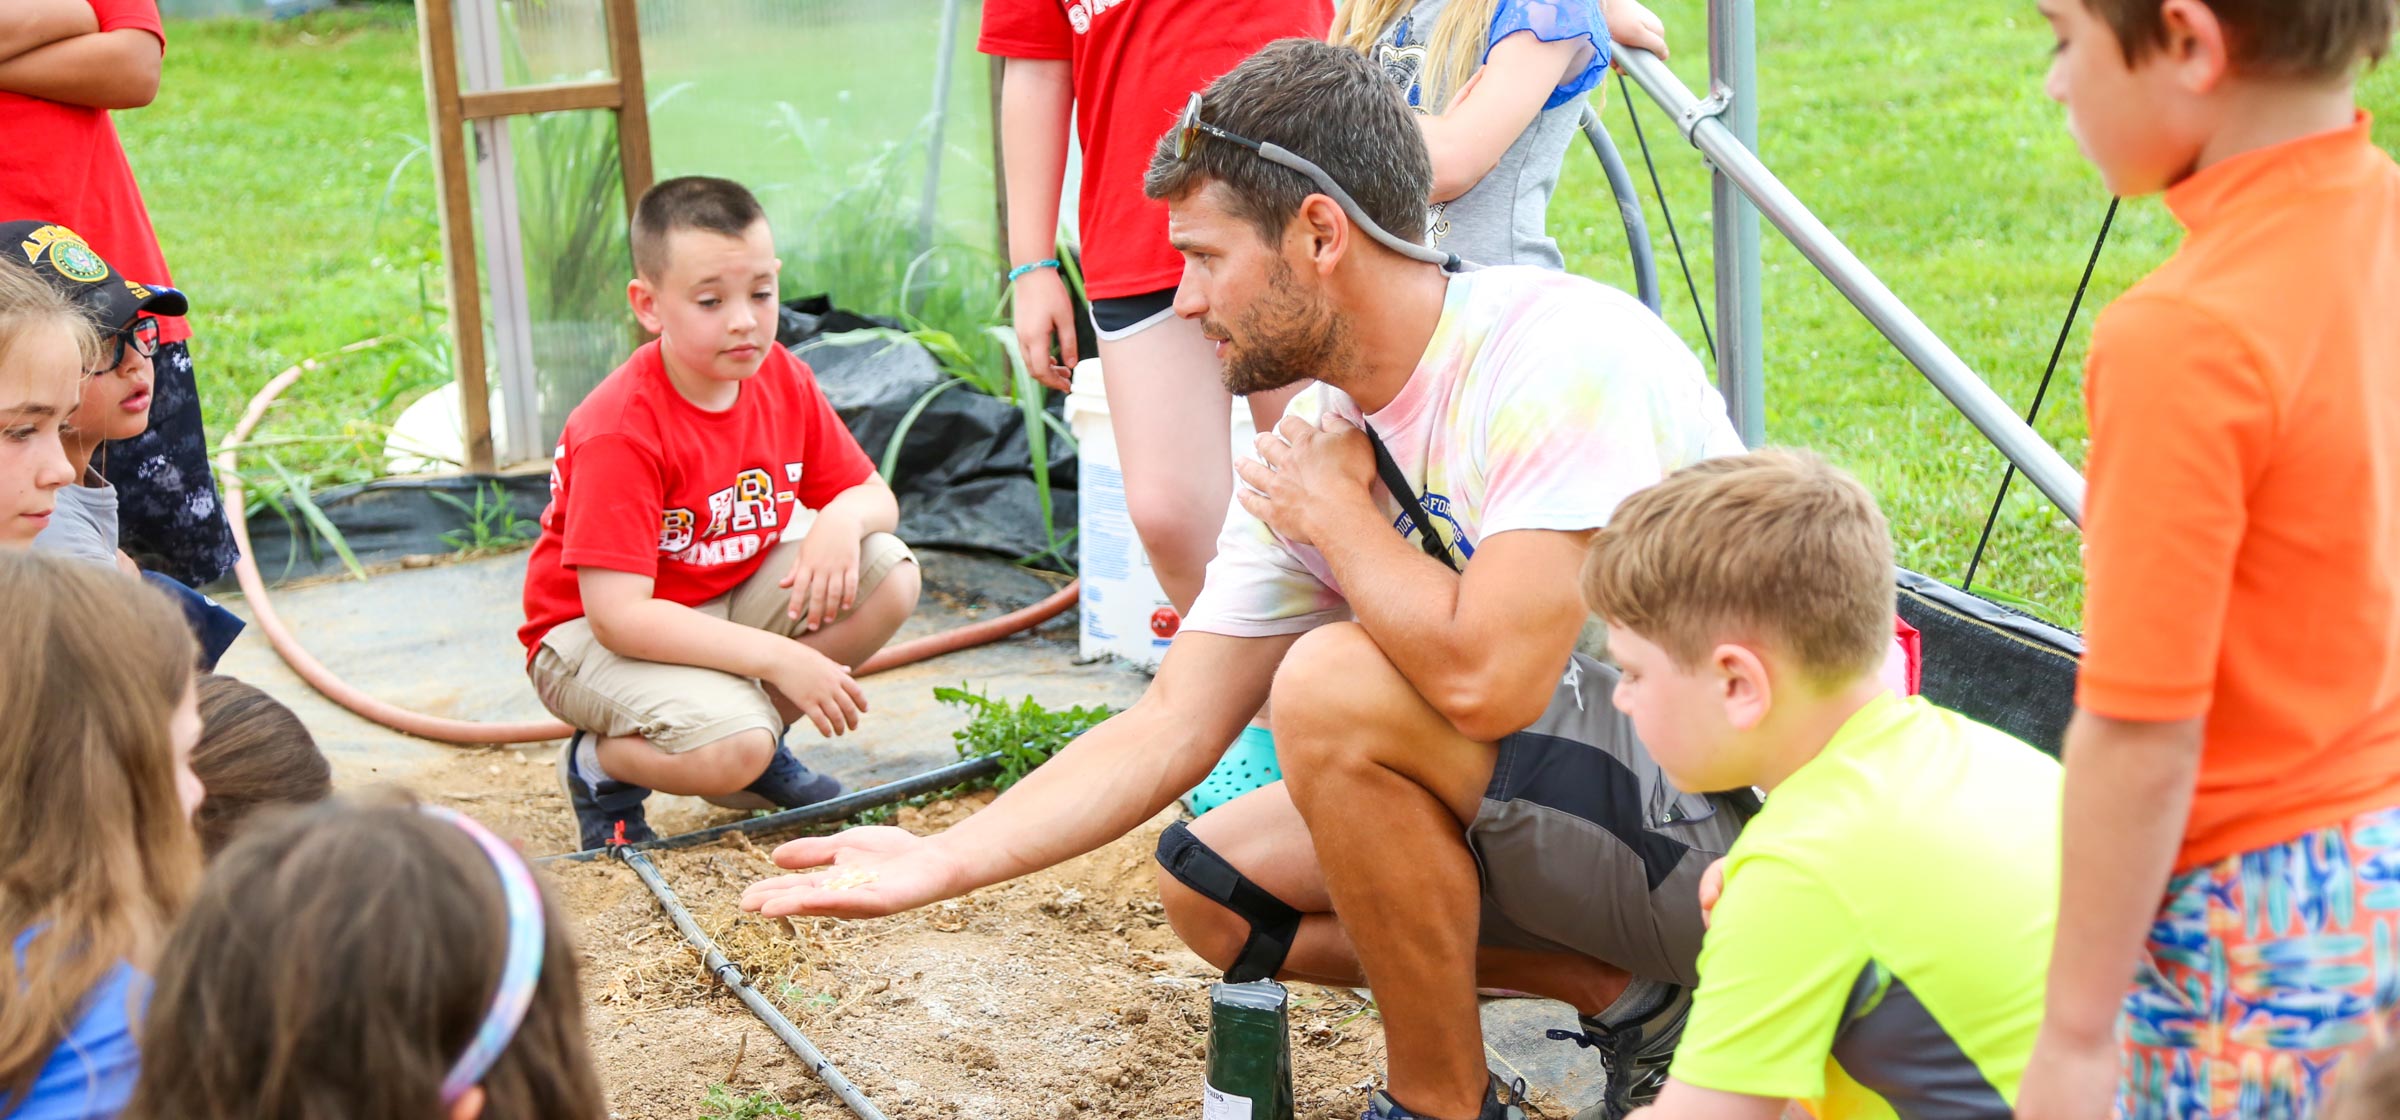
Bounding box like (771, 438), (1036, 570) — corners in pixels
(1707, 0), (1766, 446)
(917, 0), (964, 260)
(1613, 47), (2088, 524)
(617, 846), (891, 1120)
(538, 754), (1002, 865)
(1579, 105), (1661, 315)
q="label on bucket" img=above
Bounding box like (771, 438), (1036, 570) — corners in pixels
(1203, 1084), (1254, 1120)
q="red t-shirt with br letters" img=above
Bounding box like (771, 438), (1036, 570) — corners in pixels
(0, 0), (186, 342)
(978, 0), (1333, 299)
(518, 341), (876, 655)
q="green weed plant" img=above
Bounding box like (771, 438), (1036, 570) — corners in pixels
(934, 685), (1114, 790)
(432, 479), (539, 555)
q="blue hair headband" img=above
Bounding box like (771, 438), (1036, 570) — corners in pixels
(420, 805), (548, 1105)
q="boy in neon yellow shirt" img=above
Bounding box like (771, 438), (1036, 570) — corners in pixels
(1583, 450), (2061, 1120)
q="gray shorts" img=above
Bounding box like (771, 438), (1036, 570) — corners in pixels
(1467, 654), (1750, 987)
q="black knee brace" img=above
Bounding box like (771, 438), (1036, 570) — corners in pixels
(1155, 820), (1302, 983)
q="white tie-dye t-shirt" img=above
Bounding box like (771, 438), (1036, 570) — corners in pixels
(1184, 265), (1743, 639)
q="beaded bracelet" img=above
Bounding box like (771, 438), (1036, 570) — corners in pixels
(1007, 259), (1062, 283)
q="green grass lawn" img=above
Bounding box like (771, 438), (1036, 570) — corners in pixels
(117, 1), (2400, 626)
(1555, 1), (2400, 623)
(122, 6), (446, 497)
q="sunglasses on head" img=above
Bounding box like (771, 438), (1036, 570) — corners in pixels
(90, 317), (160, 375)
(1173, 92), (1461, 271)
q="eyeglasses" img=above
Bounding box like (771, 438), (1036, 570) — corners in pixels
(1174, 92), (1462, 272)
(90, 316), (160, 374)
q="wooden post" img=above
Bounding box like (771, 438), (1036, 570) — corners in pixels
(606, 0), (654, 213)
(419, 0), (654, 467)
(415, 0), (495, 474)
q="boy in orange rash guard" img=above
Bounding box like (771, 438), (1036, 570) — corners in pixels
(2017, 1), (2400, 1118)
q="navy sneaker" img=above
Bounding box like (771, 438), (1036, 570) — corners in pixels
(702, 740), (846, 811)
(558, 732), (655, 851)
(1363, 1077), (1526, 1120)
(1549, 985), (1690, 1120)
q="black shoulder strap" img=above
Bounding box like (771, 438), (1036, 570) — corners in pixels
(1363, 422), (1460, 573)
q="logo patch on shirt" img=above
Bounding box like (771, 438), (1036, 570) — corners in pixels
(658, 508), (695, 553)
(1392, 491), (1475, 561)
(705, 467), (782, 539)
(1062, 0), (1129, 34)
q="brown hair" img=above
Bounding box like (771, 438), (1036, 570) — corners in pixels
(189, 675), (332, 858)
(1582, 449), (1894, 686)
(1330, 0), (1501, 113)
(0, 254), (99, 379)
(2081, 0), (2396, 79)
(1144, 38), (1433, 248)
(126, 797), (607, 1120)
(0, 552), (200, 1105)
(631, 175), (768, 281)
(2326, 1040), (2400, 1120)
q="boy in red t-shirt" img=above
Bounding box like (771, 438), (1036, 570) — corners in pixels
(520, 176), (921, 851)
(2020, 1), (2400, 1117)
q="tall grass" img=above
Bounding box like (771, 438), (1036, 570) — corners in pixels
(768, 107), (1008, 375)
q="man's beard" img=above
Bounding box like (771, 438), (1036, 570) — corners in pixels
(1215, 260), (1350, 397)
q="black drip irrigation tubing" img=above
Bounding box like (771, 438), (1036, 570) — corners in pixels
(616, 844), (892, 1120)
(537, 754), (1002, 866)
(542, 757), (1005, 1118)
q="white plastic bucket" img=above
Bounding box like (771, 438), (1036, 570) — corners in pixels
(1065, 359), (1254, 670)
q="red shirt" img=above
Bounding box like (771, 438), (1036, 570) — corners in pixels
(0, 0), (185, 342)
(518, 341), (877, 653)
(978, 0), (1332, 299)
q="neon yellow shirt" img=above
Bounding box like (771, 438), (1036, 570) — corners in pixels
(1668, 694), (2061, 1118)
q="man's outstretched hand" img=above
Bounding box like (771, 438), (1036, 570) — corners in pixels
(739, 826), (964, 919)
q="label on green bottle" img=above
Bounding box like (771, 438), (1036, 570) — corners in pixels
(1203, 1084), (1254, 1120)
(1206, 980), (1292, 1120)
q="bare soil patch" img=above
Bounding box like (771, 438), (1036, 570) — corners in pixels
(551, 792), (1396, 1119)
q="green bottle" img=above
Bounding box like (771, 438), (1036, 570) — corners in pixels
(1205, 980), (1295, 1120)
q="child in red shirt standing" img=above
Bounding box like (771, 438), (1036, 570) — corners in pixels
(981, 0), (1335, 814)
(0, 0), (242, 591)
(520, 177), (921, 851)
(2020, 1), (2400, 1117)
(981, 0), (1331, 615)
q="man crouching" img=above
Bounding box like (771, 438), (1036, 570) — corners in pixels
(742, 38), (1747, 1120)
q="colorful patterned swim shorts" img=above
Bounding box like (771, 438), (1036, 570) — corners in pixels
(2118, 803), (2400, 1119)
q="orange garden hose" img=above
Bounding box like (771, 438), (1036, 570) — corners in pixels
(216, 341), (1081, 747)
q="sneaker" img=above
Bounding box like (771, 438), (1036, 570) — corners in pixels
(1548, 985), (1690, 1120)
(702, 740), (846, 811)
(558, 732), (656, 851)
(1362, 1077), (1526, 1120)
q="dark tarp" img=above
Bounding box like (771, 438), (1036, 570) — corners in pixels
(780, 296), (1077, 566)
(1897, 567), (2082, 755)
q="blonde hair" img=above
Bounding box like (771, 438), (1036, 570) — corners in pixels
(1331, 0), (1504, 112)
(0, 552), (201, 1105)
(0, 254), (99, 381)
(1582, 449), (1894, 685)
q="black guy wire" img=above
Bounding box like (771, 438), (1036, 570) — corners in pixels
(1618, 68), (1714, 362)
(1962, 196), (2119, 594)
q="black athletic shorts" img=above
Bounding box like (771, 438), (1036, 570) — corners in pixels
(1089, 286), (1177, 340)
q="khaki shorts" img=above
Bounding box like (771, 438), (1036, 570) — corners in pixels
(530, 523), (915, 754)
